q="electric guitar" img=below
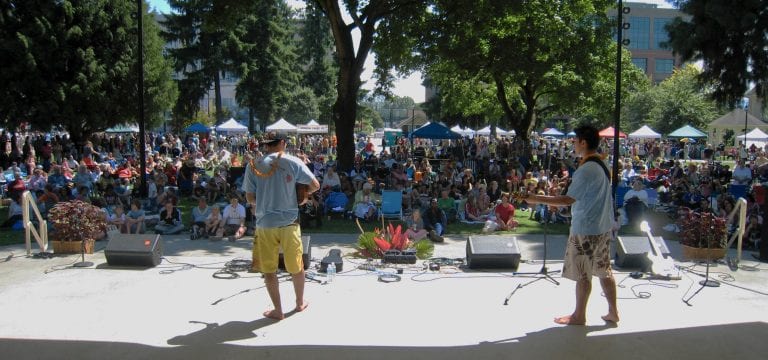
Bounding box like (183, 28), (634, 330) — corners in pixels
(639, 221), (681, 280)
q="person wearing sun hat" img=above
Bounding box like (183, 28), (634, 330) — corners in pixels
(242, 131), (319, 321)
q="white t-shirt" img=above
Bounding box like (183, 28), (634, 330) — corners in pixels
(222, 204), (246, 225)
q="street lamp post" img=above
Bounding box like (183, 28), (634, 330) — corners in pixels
(136, 0), (147, 197)
(612, 0), (630, 201)
(743, 97), (750, 148)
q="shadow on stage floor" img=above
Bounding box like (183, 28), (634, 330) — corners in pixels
(2, 321), (766, 360)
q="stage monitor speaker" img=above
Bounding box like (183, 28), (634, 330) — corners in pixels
(279, 235), (311, 270)
(105, 234), (163, 267)
(466, 235), (521, 269)
(615, 236), (671, 269)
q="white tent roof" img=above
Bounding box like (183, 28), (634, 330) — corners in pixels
(628, 125), (662, 139)
(305, 119), (319, 126)
(476, 126), (509, 136)
(266, 118), (298, 132)
(215, 118), (249, 134)
(450, 125), (475, 137)
(737, 127), (768, 141)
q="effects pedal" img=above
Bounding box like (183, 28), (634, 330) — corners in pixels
(382, 249), (417, 264)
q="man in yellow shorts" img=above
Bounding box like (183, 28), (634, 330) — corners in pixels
(243, 132), (319, 321)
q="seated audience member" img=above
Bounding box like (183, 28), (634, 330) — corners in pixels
(155, 200), (184, 235)
(437, 190), (458, 222)
(300, 192), (323, 228)
(221, 195), (246, 241)
(1, 194), (23, 228)
(494, 192), (518, 231)
(191, 197), (211, 239)
(352, 194), (377, 221)
(107, 204), (127, 233)
(36, 184), (60, 216)
(464, 193), (488, 222)
(124, 199), (146, 234)
(423, 198), (447, 242)
(403, 208), (428, 241)
(205, 206), (223, 238)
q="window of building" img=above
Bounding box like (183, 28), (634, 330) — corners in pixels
(632, 58), (648, 73)
(655, 59), (674, 74)
(654, 18), (672, 49)
(627, 16), (650, 50)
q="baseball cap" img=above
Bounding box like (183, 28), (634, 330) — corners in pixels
(262, 131), (287, 146)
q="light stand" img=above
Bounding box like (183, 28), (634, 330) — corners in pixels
(505, 140), (560, 305)
(72, 239), (94, 268)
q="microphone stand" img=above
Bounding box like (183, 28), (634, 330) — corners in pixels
(72, 239), (94, 268)
(505, 140), (560, 305)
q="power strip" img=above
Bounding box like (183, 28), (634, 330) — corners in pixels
(358, 264), (376, 271)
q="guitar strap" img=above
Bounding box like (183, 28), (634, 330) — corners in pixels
(562, 155), (610, 195)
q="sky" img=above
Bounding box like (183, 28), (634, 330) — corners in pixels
(147, 0), (676, 104)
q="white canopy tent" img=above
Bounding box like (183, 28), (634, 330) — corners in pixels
(628, 125), (662, 139)
(297, 119), (328, 134)
(265, 118), (298, 132)
(736, 127), (768, 149)
(476, 125), (510, 136)
(215, 118), (249, 135)
(450, 125), (475, 137)
(305, 119), (320, 126)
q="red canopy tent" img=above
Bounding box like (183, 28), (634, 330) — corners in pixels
(599, 126), (626, 138)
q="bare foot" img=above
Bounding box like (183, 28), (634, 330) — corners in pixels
(554, 315), (585, 325)
(601, 313), (620, 323)
(294, 301), (309, 312)
(263, 309), (285, 320)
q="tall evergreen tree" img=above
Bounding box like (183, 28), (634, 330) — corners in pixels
(0, 0), (175, 142)
(667, 0), (767, 107)
(163, 0), (240, 124)
(231, 0), (299, 130)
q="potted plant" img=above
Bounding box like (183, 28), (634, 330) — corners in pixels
(677, 208), (728, 260)
(48, 200), (107, 254)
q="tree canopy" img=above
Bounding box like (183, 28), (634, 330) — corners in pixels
(0, 0), (175, 140)
(666, 0), (768, 107)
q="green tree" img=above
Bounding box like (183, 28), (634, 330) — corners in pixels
(298, 1), (337, 125)
(382, 1), (620, 147)
(623, 64), (722, 135)
(648, 64), (722, 135)
(0, 0), (175, 143)
(666, 0), (767, 107)
(163, 0), (245, 124)
(312, 0), (428, 171)
(232, 0), (300, 130)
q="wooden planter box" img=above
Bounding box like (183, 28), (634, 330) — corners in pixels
(51, 239), (95, 254)
(681, 245), (727, 261)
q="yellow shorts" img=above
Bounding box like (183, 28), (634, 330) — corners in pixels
(256, 225), (303, 274)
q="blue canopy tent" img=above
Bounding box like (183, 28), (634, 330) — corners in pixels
(185, 122), (211, 133)
(410, 122), (462, 139)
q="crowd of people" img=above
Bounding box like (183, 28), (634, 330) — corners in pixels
(1, 126), (765, 250)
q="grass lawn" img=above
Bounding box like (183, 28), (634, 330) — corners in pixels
(0, 196), (679, 247)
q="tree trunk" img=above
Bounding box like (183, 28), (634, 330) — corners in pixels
(494, 76), (536, 161)
(333, 90), (358, 172)
(248, 108), (255, 132)
(214, 70), (223, 124)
